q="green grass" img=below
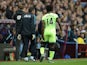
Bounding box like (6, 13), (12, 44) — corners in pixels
(0, 58), (87, 65)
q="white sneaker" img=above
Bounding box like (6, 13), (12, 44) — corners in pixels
(23, 57), (29, 62)
(30, 56), (36, 62)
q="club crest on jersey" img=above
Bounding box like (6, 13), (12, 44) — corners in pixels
(17, 15), (21, 20)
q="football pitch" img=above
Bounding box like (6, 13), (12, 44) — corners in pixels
(0, 58), (87, 65)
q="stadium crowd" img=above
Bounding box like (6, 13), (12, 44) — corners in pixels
(0, 0), (87, 61)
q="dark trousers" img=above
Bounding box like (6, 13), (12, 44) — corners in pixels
(15, 39), (21, 61)
(20, 35), (36, 58)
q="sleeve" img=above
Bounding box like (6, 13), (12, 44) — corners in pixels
(14, 11), (22, 35)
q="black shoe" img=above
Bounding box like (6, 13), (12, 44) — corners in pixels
(40, 56), (44, 62)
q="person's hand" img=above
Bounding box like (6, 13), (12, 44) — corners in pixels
(32, 34), (35, 40)
(17, 34), (21, 40)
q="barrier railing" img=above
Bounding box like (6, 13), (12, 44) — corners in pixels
(57, 39), (87, 58)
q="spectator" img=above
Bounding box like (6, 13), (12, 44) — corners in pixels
(77, 32), (86, 44)
(5, 5), (14, 19)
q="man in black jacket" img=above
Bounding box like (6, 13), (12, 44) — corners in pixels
(19, 6), (36, 61)
(13, 4), (24, 61)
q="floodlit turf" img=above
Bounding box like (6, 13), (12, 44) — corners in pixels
(0, 58), (87, 65)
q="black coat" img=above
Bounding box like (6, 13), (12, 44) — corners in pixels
(13, 9), (24, 35)
(21, 13), (35, 35)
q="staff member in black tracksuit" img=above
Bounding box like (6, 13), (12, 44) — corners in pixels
(13, 4), (24, 61)
(19, 6), (36, 60)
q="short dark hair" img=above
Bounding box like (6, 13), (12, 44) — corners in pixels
(46, 5), (53, 12)
(29, 7), (35, 13)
